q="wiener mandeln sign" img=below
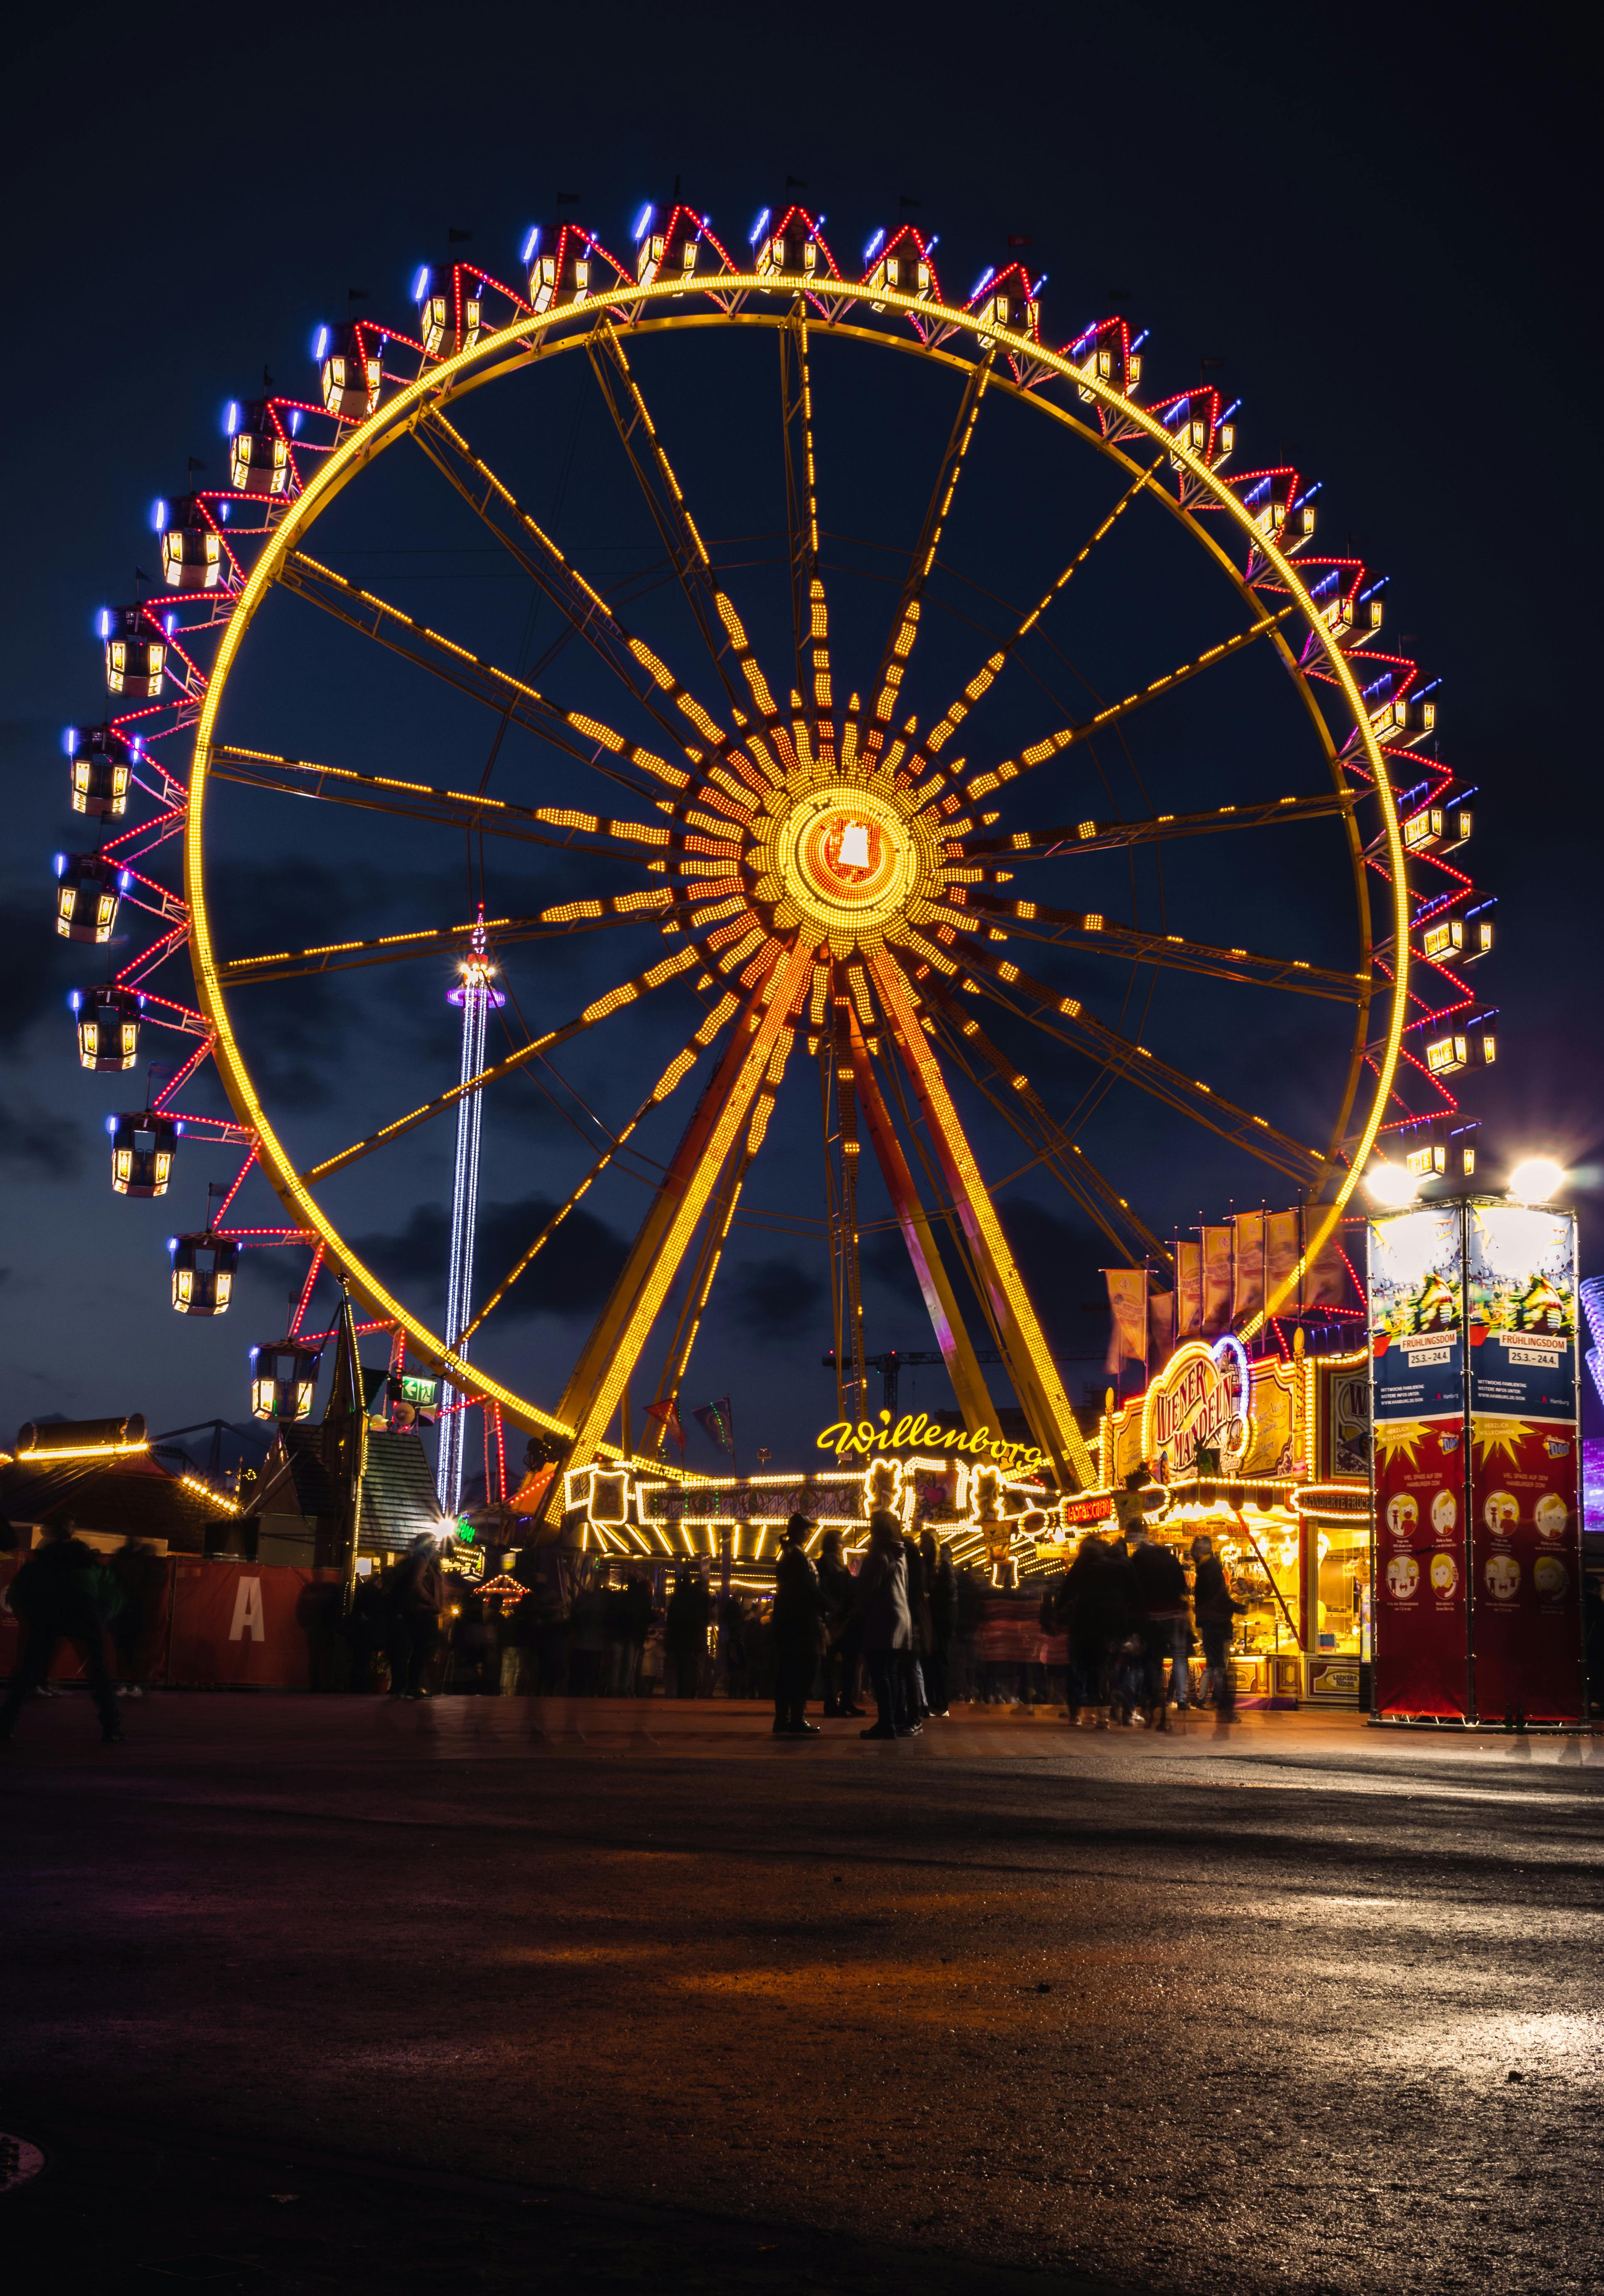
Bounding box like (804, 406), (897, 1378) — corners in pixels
(1140, 1339), (1251, 1477)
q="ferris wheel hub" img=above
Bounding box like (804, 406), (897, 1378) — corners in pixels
(778, 784), (917, 937)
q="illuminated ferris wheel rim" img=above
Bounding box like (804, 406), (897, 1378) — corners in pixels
(182, 265), (1412, 1462)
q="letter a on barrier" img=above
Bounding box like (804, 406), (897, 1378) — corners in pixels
(230, 1576), (266, 1643)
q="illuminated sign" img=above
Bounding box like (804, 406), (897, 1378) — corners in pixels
(399, 1374), (439, 1406)
(1140, 1338), (1251, 1478)
(816, 1410), (1047, 1477)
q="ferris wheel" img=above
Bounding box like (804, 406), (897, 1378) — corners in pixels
(63, 200), (1496, 1502)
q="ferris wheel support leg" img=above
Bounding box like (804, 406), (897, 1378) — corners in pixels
(550, 939), (817, 1489)
(848, 1012), (1002, 1441)
(870, 952), (1096, 1492)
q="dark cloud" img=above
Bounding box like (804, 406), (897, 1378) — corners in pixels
(0, 897), (78, 1058)
(860, 1226), (926, 1313)
(350, 1192), (629, 1323)
(0, 1100), (83, 1179)
(729, 1254), (826, 1340)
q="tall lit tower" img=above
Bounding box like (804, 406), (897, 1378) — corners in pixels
(437, 908), (503, 1516)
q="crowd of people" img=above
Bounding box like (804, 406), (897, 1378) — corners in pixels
(349, 1504), (1253, 1734)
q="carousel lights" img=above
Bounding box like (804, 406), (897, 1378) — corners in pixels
(179, 1472), (241, 1514)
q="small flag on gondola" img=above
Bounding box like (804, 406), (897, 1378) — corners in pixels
(691, 1396), (735, 1462)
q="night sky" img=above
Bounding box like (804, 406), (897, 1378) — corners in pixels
(2, 2), (1595, 1477)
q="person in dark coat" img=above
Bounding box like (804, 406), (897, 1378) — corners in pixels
(1191, 1536), (1245, 1718)
(902, 1529), (932, 1725)
(109, 1534), (166, 1699)
(389, 1532), (447, 1699)
(920, 1529), (957, 1717)
(771, 1514), (824, 1737)
(0, 1519), (123, 1743)
(854, 1509), (915, 1740)
(1130, 1527), (1192, 1729)
(664, 1569), (711, 1700)
(1061, 1534), (1128, 1729)
(816, 1529), (863, 1717)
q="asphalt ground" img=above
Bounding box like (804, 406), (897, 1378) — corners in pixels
(2, 1695), (1601, 2295)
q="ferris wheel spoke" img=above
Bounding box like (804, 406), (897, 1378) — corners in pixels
(208, 745), (675, 859)
(412, 409), (713, 761)
(941, 943), (1324, 1184)
(273, 551), (690, 802)
(586, 318), (754, 716)
(866, 948), (1097, 1489)
(293, 918), (753, 1183)
(779, 300), (833, 720)
(847, 1012), (1004, 1438)
(920, 456), (1163, 775)
(868, 350), (995, 732)
(956, 789), (1357, 859)
(917, 989), (1171, 1268)
(962, 896), (1368, 1001)
(458, 1007), (737, 1348)
(962, 602), (1299, 803)
(550, 937), (816, 1476)
(216, 901), (668, 991)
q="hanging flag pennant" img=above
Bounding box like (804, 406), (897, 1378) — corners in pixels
(645, 1395), (687, 1458)
(691, 1395), (736, 1461)
(1149, 1291), (1175, 1365)
(1266, 1210), (1300, 1316)
(1103, 1271), (1148, 1373)
(1201, 1226), (1233, 1333)
(1175, 1241), (1203, 1338)
(1233, 1211), (1266, 1324)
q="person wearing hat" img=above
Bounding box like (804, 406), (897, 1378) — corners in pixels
(771, 1513), (825, 1738)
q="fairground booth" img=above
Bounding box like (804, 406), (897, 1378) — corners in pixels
(556, 1328), (1371, 1712)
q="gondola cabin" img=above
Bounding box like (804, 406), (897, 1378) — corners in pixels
(1374, 695), (1437, 747)
(70, 985), (142, 1070)
(226, 403), (290, 494)
(755, 221), (817, 280)
(526, 228), (592, 314)
(55, 853), (126, 943)
(66, 725), (134, 817)
(316, 324), (382, 419)
(169, 1231), (240, 1316)
(250, 1340), (323, 1422)
(156, 498), (224, 591)
(865, 241), (932, 308)
(99, 606), (165, 697)
(108, 1110), (179, 1197)
(417, 284), (482, 358)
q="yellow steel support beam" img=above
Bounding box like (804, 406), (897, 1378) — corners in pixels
(848, 1013), (1002, 1440)
(554, 938), (817, 1475)
(870, 951), (1096, 1491)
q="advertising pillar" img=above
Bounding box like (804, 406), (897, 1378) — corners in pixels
(1368, 1208), (1471, 1718)
(1464, 1204), (1584, 1723)
(1368, 1199), (1584, 1725)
